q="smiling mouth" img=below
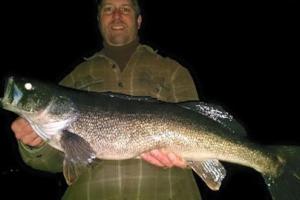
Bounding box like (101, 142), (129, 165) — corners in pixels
(111, 26), (124, 30)
(110, 24), (126, 30)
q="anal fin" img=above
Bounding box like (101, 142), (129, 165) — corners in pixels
(188, 159), (226, 191)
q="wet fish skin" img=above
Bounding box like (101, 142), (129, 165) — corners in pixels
(64, 90), (280, 176)
(1, 76), (299, 200)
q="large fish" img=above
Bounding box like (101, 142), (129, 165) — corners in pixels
(1, 76), (299, 200)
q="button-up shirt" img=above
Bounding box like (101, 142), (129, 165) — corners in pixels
(18, 44), (201, 200)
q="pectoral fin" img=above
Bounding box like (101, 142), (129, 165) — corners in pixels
(60, 130), (96, 185)
(188, 159), (226, 191)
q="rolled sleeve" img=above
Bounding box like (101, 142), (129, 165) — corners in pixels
(18, 140), (64, 173)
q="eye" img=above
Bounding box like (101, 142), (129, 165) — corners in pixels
(102, 5), (114, 14)
(120, 6), (132, 14)
(24, 83), (33, 90)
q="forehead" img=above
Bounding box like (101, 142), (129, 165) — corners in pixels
(101, 0), (133, 6)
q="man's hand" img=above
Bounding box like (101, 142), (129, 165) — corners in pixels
(11, 117), (44, 147)
(141, 148), (187, 168)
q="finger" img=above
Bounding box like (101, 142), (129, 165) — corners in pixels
(167, 152), (187, 168)
(15, 127), (38, 139)
(12, 118), (29, 133)
(30, 137), (45, 147)
(12, 118), (38, 139)
(14, 126), (38, 139)
(11, 117), (28, 133)
(150, 149), (173, 168)
(20, 133), (40, 146)
(141, 152), (165, 167)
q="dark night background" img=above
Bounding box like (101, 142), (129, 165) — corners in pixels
(0, 0), (298, 199)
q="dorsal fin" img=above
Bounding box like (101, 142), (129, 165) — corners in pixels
(179, 101), (247, 136)
(101, 92), (159, 103)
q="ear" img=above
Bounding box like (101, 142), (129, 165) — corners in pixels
(137, 15), (142, 29)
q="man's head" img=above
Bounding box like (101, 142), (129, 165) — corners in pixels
(97, 0), (142, 46)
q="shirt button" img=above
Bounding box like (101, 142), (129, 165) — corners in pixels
(118, 82), (123, 87)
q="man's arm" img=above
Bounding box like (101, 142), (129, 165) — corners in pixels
(12, 117), (64, 172)
(169, 63), (199, 102)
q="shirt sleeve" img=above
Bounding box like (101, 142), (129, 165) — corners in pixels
(167, 59), (199, 102)
(18, 141), (64, 173)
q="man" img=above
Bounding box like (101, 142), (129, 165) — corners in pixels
(11, 0), (201, 199)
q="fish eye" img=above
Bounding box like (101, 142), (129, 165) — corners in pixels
(24, 83), (33, 90)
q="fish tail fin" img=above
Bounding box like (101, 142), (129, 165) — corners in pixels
(263, 146), (300, 200)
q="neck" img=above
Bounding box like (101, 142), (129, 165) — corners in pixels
(102, 38), (139, 71)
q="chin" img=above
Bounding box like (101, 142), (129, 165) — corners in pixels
(109, 38), (131, 46)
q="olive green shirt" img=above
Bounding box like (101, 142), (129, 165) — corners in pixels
(18, 44), (201, 200)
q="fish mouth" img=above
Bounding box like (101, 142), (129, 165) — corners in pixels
(0, 76), (14, 107)
(1, 76), (16, 108)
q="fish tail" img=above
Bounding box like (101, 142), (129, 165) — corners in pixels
(263, 146), (300, 200)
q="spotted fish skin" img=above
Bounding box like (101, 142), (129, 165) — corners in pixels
(1, 77), (299, 200)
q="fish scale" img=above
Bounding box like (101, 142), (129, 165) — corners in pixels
(1, 76), (299, 200)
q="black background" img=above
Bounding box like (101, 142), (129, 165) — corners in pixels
(0, 0), (298, 199)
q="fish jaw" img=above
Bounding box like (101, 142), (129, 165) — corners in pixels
(1, 77), (19, 111)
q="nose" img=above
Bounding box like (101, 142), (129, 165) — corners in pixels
(112, 8), (122, 20)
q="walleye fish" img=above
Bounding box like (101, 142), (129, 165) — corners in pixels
(1, 76), (299, 200)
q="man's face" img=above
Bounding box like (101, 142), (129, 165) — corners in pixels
(99, 0), (142, 46)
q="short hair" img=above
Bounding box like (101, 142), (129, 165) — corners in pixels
(96, 0), (141, 16)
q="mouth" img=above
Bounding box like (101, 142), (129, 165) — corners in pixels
(110, 23), (126, 31)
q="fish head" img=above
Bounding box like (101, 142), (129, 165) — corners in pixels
(0, 76), (56, 115)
